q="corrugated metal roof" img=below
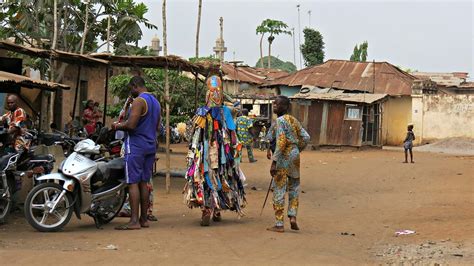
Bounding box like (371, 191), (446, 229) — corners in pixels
(290, 92), (388, 104)
(221, 64), (289, 85)
(0, 41), (219, 75)
(265, 60), (417, 95)
(411, 72), (467, 87)
(0, 70), (70, 91)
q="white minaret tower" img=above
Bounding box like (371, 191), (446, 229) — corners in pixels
(213, 17), (227, 64)
(150, 34), (162, 56)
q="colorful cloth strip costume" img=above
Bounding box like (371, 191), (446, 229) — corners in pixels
(183, 76), (246, 216)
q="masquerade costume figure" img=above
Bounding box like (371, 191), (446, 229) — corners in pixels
(183, 75), (246, 226)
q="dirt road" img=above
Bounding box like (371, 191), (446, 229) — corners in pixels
(1, 144), (473, 264)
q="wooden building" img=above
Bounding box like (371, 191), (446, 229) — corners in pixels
(290, 92), (387, 147)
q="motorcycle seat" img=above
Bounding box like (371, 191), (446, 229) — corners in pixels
(30, 154), (55, 162)
(95, 157), (124, 183)
(106, 157), (124, 170)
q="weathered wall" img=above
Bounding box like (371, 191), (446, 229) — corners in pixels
(411, 95), (423, 145)
(382, 96), (412, 146)
(280, 85), (300, 97)
(291, 100), (363, 147)
(59, 64), (114, 129)
(422, 94), (474, 140)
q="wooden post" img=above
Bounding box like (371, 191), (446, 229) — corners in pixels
(103, 66), (109, 125)
(194, 0), (202, 110)
(80, 0), (90, 55)
(71, 65), (82, 136)
(162, 0), (171, 193)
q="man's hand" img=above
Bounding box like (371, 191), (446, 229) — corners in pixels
(112, 121), (120, 131)
(266, 149), (272, 160)
(270, 161), (277, 177)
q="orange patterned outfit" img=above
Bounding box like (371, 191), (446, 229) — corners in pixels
(1, 107), (30, 153)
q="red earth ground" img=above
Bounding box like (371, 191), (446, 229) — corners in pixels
(0, 144), (473, 264)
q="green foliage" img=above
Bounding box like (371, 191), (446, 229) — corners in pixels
(189, 55), (220, 63)
(256, 19), (291, 44)
(350, 41), (369, 62)
(301, 28), (325, 67)
(0, 0), (157, 56)
(256, 19), (291, 68)
(108, 69), (205, 120)
(255, 56), (295, 73)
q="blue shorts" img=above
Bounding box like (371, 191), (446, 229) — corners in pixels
(125, 153), (155, 184)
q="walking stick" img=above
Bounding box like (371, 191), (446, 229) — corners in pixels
(260, 176), (273, 216)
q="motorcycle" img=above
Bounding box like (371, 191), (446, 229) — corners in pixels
(24, 138), (127, 232)
(0, 152), (20, 224)
(0, 129), (55, 223)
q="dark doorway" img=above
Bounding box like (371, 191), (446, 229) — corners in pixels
(362, 104), (380, 145)
(79, 80), (88, 115)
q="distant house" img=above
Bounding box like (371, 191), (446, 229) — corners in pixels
(221, 64), (288, 121)
(410, 72), (474, 141)
(291, 91), (388, 147)
(264, 60), (437, 147)
(411, 72), (474, 95)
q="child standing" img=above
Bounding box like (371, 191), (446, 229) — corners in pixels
(403, 124), (415, 163)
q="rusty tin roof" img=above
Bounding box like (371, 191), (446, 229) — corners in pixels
(265, 60), (417, 96)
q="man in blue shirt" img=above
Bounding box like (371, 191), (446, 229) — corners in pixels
(113, 76), (161, 230)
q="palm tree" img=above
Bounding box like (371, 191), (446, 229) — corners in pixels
(256, 23), (267, 68)
(256, 19), (291, 68)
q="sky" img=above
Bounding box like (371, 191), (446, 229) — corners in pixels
(137, 0), (473, 75)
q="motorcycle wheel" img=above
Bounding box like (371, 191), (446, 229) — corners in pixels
(0, 179), (14, 224)
(96, 188), (126, 225)
(24, 183), (73, 232)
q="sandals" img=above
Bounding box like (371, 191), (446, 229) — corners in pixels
(147, 214), (158, 221)
(289, 217), (300, 230)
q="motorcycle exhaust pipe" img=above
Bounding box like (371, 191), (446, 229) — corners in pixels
(91, 182), (127, 202)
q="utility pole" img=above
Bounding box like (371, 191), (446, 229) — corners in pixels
(297, 4), (302, 69)
(292, 27), (296, 67)
(162, 0), (171, 193)
(308, 10), (312, 27)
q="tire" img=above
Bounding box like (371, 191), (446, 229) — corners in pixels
(0, 179), (13, 224)
(97, 188), (126, 225)
(24, 183), (74, 232)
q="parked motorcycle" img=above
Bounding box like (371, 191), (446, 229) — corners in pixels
(0, 129), (55, 224)
(24, 139), (127, 232)
(0, 152), (20, 224)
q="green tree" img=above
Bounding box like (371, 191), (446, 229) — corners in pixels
(255, 56), (296, 73)
(350, 41), (369, 62)
(109, 69), (202, 123)
(0, 0), (157, 73)
(301, 28), (325, 67)
(189, 55), (220, 63)
(256, 19), (291, 68)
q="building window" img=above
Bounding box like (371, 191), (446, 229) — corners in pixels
(344, 104), (362, 120)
